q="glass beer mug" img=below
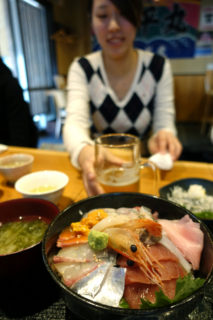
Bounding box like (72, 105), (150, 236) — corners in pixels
(95, 133), (158, 194)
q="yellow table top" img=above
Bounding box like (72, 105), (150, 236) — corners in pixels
(1, 146), (213, 212)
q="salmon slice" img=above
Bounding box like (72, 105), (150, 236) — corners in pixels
(57, 226), (88, 247)
(57, 235), (88, 247)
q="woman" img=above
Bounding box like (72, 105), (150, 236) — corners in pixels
(63, 0), (182, 196)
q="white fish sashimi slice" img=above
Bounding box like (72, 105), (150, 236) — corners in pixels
(53, 243), (116, 264)
(159, 234), (192, 273)
(54, 260), (100, 287)
(53, 243), (109, 263)
(53, 243), (118, 288)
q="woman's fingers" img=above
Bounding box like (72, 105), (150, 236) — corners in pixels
(148, 130), (182, 161)
(83, 171), (104, 196)
(78, 145), (104, 196)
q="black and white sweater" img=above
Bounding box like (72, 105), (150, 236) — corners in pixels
(64, 50), (176, 167)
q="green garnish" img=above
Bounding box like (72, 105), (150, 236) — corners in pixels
(140, 274), (205, 309)
(88, 229), (109, 251)
(193, 211), (213, 219)
(119, 298), (129, 309)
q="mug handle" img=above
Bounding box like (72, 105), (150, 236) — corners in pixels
(139, 159), (159, 195)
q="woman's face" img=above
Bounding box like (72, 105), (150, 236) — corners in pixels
(91, 0), (137, 60)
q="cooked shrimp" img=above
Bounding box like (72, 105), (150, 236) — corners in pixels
(105, 226), (164, 288)
(119, 218), (162, 238)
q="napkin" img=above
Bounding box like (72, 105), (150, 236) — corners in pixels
(149, 152), (173, 170)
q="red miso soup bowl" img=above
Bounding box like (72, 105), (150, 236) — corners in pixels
(42, 193), (213, 320)
(0, 198), (59, 280)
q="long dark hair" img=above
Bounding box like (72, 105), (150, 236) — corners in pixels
(88, 0), (143, 29)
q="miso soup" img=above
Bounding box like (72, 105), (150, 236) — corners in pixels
(0, 219), (48, 255)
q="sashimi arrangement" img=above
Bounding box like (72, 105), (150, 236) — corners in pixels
(51, 206), (205, 309)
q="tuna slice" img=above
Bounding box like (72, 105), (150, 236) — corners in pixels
(158, 214), (204, 270)
(124, 260), (186, 285)
(117, 243), (186, 285)
(124, 280), (177, 309)
(118, 243), (187, 309)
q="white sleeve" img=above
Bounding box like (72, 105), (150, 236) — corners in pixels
(63, 59), (94, 168)
(152, 59), (177, 136)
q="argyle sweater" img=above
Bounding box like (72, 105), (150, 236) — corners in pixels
(63, 50), (176, 168)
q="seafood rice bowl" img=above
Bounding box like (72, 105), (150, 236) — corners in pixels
(42, 193), (213, 320)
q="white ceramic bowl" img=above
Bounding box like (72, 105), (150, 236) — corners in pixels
(15, 170), (69, 204)
(0, 153), (34, 183)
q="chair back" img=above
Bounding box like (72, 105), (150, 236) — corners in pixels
(45, 89), (67, 109)
(54, 75), (66, 89)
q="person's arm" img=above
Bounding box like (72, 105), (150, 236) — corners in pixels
(152, 58), (176, 135)
(148, 59), (182, 160)
(63, 59), (104, 195)
(63, 59), (93, 168)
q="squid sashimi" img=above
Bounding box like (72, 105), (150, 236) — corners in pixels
(52, 207), (205, 309)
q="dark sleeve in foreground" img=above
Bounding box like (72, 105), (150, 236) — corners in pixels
(0, 59), (38, 147)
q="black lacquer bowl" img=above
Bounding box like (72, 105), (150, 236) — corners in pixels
(159, 178), (213, 232)
(0, 198), (59, 279)
(0, 198), (60, 316)
(42, 193), (213, 320)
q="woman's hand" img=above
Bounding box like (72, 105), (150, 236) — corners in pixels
(78, 145), (104, 196)
(148, 129), (182, 161)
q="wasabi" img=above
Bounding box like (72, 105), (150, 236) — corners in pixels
(88, 229), (108, 251)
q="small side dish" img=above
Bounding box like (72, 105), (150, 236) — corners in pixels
(167, 184), (213, 220)
(0, 153), (34, 183)
(15, 170), (69, 204)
